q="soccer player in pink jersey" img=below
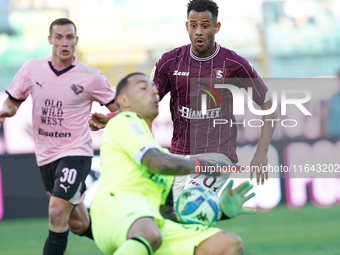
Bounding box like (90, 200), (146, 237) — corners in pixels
(89, 0), (277, 204)
(0, 18), (117, 255)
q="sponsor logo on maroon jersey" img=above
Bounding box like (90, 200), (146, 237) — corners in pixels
(178, 105), (220, 119)
(177, 82), (222, 120)
(173, 70), (190, 76)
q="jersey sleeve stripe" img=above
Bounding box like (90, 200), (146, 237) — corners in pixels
(134, 145), (159, 165)
(5, 91), (25, 102)
(103, 97), (115, 106)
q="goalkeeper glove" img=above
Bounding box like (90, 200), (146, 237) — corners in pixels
(220, 180), (256, 218)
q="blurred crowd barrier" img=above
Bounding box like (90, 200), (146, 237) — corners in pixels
(1, 0), (339, 91)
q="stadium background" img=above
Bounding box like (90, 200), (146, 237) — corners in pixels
(0, 0), (339, 254)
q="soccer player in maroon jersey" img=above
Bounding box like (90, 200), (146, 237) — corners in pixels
(89, 0), (276, 203)
(0, 18), (117, 255)
(150, 0), (277, 202)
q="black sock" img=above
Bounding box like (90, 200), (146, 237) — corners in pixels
(79, 219), (93, 240)
(43, 229), (69, 255)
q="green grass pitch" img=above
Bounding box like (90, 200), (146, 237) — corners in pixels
(0, 204), (339, 255)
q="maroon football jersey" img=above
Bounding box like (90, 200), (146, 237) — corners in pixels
(151, 43), (268, 163)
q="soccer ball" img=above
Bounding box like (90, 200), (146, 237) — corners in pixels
(175, 186), (222, 227)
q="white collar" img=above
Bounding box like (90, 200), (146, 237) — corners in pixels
(190, 43), (220, 62)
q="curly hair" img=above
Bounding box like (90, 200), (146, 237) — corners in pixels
(187, 0), (219, 22)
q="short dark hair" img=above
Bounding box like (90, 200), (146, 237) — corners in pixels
(115, 72), (146, 108)
(49, 18), (77, 36)
(187, 0), (219, 22)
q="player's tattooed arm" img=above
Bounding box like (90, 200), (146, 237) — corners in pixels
(141, 149), (221, 176)
(142, 148), (195, 175)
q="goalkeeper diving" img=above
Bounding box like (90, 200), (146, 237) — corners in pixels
(90, 73), (256, 255)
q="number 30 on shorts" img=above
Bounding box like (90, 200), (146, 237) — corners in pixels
(60, 167), (77, 184)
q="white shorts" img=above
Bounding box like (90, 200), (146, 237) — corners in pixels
(172, 153), (232, 203)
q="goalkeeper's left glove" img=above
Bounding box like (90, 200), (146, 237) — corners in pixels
(220, 180), (256, 219)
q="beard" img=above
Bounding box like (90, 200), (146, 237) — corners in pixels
(193, 38), (212, 55)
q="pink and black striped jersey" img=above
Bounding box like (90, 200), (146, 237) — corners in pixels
(151, 43), (269, 163)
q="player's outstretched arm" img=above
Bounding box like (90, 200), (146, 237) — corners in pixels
(106, 101), (119, 113)
(251, 98), (277, 185)
(88, 104), (121, 131)
(88, 112), (110, 131)
(220, 180), (256, 219)
(141, 148), (226, 176)
(0, 96), (22, 124)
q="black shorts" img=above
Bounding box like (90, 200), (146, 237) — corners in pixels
(39, 156), (92, 204)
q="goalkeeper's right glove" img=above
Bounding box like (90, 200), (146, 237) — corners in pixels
(220, 180), (256, 219)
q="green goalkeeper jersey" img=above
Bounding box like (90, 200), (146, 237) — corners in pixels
(94, 111), (174, 210)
